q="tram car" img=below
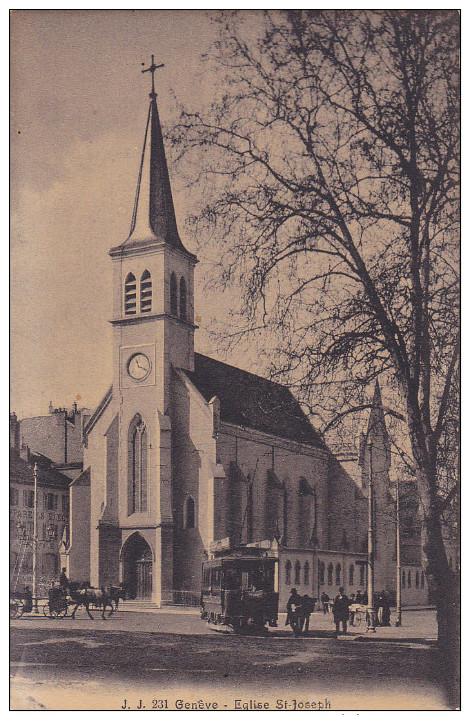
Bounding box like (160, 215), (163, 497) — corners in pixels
(201, 545), (279, 632)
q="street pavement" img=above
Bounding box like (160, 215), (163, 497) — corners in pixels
(10, 608), (447, 710)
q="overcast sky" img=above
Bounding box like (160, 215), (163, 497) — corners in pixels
(10, 10), (239, 418)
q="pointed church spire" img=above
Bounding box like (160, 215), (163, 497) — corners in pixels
(118, 57), (192, 256)
(366, 379), (389, 447)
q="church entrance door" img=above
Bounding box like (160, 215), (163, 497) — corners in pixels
(121, 532), (153, 600)
(136, 555), (152, 598)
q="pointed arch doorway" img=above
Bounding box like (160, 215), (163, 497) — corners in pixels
(121, 532), (153, 599)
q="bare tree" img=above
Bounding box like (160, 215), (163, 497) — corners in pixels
(171, 10), (459, 703)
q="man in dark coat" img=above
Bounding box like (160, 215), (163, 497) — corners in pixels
(286, 588), (303, 633)
(300, 595), (316, 633)
(59, 567), (70, 594)
(332, 587), (350, 635)
(321, 592), (330, 614)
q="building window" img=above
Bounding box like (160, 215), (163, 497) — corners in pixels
(62, 495), (69, 513)
(415, 571), (420, 588)
(170, 272), (178, 315)
(304, 561), (310, 585)
(319, 561), (325, 585)
(180, 276), (187, 320)
(294, 560), (301, 585)
(127, 415), (148, 515)
(23, 490), (34, 509)
(124, 272), (137, 315)
(421, 571), (425, 589)
(285, 560), (292, 585)
(335, 563), (341, 586)
(10, 487), (19, 506)
(349, 564), (354, 586)
(44, 493), (58, 511)
(360, 564), (365, 586)
(140, 270), (152, 313)
(184, 496), (196, 529)
(327, 563), (333, 586)
(407, 570), (412, 587)
(402, 569), (406, 588)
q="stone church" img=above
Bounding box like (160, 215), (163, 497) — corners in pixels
(67, 70), (429, 607)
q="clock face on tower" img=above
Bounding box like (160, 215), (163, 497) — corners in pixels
(127, 353), (152, 381)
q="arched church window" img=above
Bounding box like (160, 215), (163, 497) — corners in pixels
(285, 560), (292, 585)
(407, 570), (412, 587)
(184, 496), (195, 529)
(349, 564), (354, 586)
(170, 272), (178, 315)
(140, 270), (152, 313)
(180, 277), (187, 320)
(125, 273), (137, 315)
(327, 563), (333, 586)
(360, 564), (365, 586)
(402, 569), (406, 588)
(318, 561), (325, 585)
(127, 415), (147, 515)
(415, 570), (420, 588)
(335, 563), (341, 586)
(421, 571), (425, 589)
(304, 561), (310, 585)
(294, 560), (301, 585)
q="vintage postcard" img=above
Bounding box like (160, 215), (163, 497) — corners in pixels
(10, 10), (459, 711)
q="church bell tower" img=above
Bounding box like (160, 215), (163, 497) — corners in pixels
(107, 58), (197, 604)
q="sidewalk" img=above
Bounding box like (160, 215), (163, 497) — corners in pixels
(277, 608), (438, 642)
(116, 603), (438, 642)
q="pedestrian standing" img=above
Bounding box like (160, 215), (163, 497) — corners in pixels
(332, 587), (350, 635)
(321, 591), (330, 614)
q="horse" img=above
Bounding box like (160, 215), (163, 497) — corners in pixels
(67, 582), (114, 620)
(107, 584), (127, 611)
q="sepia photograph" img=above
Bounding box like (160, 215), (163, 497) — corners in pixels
(10, 10), (460, 711)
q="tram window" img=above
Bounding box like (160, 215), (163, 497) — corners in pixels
(225, 569), (242, 590)
(211, 567), (221, 593)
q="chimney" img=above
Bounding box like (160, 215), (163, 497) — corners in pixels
(9, 413), (19, 453)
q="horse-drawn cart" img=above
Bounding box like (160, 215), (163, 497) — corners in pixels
(10, 589), (69, 619)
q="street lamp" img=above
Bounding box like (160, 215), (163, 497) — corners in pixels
(366, 444), (376, 632)
(395, 477), (402, 627)
(15, 463), (57, 613)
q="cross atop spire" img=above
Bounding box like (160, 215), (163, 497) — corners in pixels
(142, 55), (164, 97)
(110, 58), (194, 259)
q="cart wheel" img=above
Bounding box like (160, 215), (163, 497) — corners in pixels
(42, 603), (51, 618)
(10, 601), (19, 619)
(57, 604), (68, 619)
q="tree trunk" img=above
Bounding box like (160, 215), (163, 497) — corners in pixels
(419, 474), (460, 708)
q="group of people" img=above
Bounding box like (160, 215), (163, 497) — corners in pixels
(291, 586), (392, 636)
(286, 589), (317, 635)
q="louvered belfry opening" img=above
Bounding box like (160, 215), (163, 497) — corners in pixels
(170, 272), (178, 315)
(179, 276), (187, 320)
(140, 270), (152, 313)
(124, 273), (137, 315)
